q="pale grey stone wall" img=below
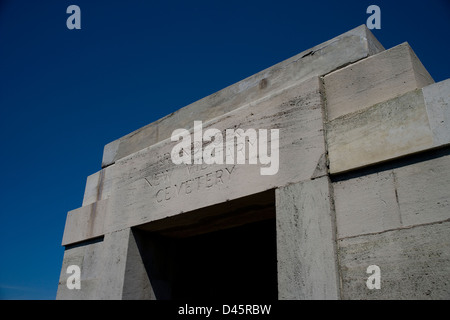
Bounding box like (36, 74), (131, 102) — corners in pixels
(338, 222), (450, 299)
(333, 151), (450, 299)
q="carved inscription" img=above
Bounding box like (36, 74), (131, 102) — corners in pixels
(145, 163), (236, 203)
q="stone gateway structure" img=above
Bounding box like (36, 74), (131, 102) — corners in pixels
(57, 25), (450, 300)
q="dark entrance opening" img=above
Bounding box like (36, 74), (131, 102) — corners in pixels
(133, 189), (277, 300)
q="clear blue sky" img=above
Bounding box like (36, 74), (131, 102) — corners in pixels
(0, 0), (449, 299)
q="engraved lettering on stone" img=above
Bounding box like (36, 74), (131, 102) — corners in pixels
(152, 165), (236, 203)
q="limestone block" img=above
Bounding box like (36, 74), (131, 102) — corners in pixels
(333, 170), (401, 239)
(122, 229), (156, 300)
(102, 139), (120, 169)
(56, 237), (105, 299)
(338, 221), (450, 299)
(327, 89), (432, 174)
(333, 152), (450, 239)
(62, 198), (108, 245)
(394, 152), (450, 227)
(101, 25), (384, 168)
(276, 177), (340, 300)
(327, 78), (450, 174)
(82, 164), (115, 206)
(324, 42), (434, 121)
(423, 79), (450, 146)
(57, 229), (136, 300)
(95, 229), (132, 299)
(101, 76), (327, 235)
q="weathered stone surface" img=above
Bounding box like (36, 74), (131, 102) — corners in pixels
(82, 164), (115, 206)
(101, 25), (384, 168)
(58, 229), (138, 299)
(56, 237), (105, 299)
(122, 229), (156, 300)
(423, 79), (450, 146)
(323, 42), (434, 121)
(327, 78), (450, 174)
(333, 170), (401, 239)
(64, 77), (327, 245)
(102, 77), (327, 236)
(102, 139), (120, 169)
(62, 199), (108, 245)
(394, 152), (450, 227)
(327, 88), (432, 174)
(276, 177), (340, 299)
(94, 229), (131, 299)
(333, 152), (450, 239)
(338, 221), (450, 299)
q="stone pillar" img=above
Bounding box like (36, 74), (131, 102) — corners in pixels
(121, 229), (156, 300)
(57, 228), (151, 299)
(95, 229), (130, 299)
(276, 177), (340, 299)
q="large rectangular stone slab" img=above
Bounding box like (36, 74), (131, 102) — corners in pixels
(327, 88), (432, 174)
(276, 177), (339, 299)
(82, 164), (115, 206)
(333, 151), (450, 239)
(95, 229), (133, 300)
(327, 79), (450, 174)
(394, 152), (450, 227)
(423, 79), (450, 146)
(333, 170), (401, 239)
(101, 25), (384, 168)
(58, 229), (137, 299)
(62, 199), (108, 245)
(104, 76), (327, 235)
(324, 42), (434, 121)
(338, 221), (450, 299)
(63, 76), (328, 245)
(57, 237), (105, 299)
(122, 229), (156, 300)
